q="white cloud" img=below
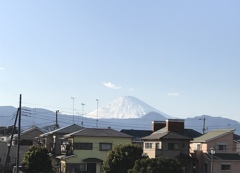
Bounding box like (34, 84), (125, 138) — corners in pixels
(129, 87), (134, 91)
(103, 82), (121, 89)
(0, 67), (5, 70)
(168, 93), (179, 96)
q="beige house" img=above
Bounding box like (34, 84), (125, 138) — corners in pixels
(190, 129), (240, 173)
(141, 119), (199, 173)
(58, 128), (132, 173)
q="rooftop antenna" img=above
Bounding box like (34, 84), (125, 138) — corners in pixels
(96, 99), (99, 128)
(199, 116), (206, 134)
(81, 103), (85, 125)
(71, 97), (75, 124)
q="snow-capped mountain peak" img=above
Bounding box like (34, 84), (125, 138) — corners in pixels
(84, 96), (170, 119)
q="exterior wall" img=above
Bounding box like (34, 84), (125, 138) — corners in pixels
(70, 137), (131, 163)
(208, 160), (240, 173)
(0, 141), (17, 168)
(21, 129), (43, 142)
(202, 132), (234, 153)
(63, 136), (132, 173)
(236, 142), (240, 153)
(143, 141), (158, 158)
(143, 140), (190, 158)
(162, 139), (190, 157)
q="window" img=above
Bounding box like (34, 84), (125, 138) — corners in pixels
(19, 139), (33, 146)
(221, 164), (231, 171)
(99, 143), (112, 151)
(168, 143), (179, 150)
(79, 163), (86, 171)
(73, 143), (93, 150)
(156, 142), (161, 149)
(197, 144), (201, 150)
(145, 143), (152, 149)
(218, 144), (227, 150)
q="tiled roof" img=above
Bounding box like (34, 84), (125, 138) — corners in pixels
(183, 129), (202, 138)
(64, 128), (132, 138)
(120, 129), (153, 138)
(204, 153), (240, 161)
(142, 127), (202, 140)
(141, 131), (192, 141)
(40, 124), (84, 137)
(192, 129), (235, 143)
(233, 134), (240, 141)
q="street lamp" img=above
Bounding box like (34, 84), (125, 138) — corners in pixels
(210, 147), (215, 173)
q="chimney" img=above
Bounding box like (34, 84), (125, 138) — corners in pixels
(166, 119), (184, 133)
(152, 121), (166, 132)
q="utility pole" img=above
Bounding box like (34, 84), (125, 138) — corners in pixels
(17, 94), (22, 173)
(3, 109), (19, 173)
(55, 110), (59, 129)
(200, 117), (206, 134)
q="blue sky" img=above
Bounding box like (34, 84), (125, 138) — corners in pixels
(1, 1), (240, 121)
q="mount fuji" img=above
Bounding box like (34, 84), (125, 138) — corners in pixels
(84, 96), (171, 119)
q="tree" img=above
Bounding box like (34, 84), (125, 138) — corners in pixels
(22, 145), (53, 173)
(129, 157), (184, 173)
(102, 144), (143, 173)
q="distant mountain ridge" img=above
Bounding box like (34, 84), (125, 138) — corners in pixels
(84, 96), (170, 119)
(1, 96), (240, 135)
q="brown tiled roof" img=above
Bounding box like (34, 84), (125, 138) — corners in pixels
(64, 128), (132, 138)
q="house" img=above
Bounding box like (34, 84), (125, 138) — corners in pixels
(0, 141), (17, 171)
(0, 126), (44, 172)
(58, 128), (132, 173)
(141, 119), (199, 173)
(121, 121), (201, 147)
(190, 129), (240, 173)
(38, 124), (84, 155)
(12, 126), (44, 163)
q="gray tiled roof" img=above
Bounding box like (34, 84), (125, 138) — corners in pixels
(64, 128), (132, 138)
(205, 153), (240, 161)
(40, 124), (84, 137)
(192, 129), (235, 143)
(120, 129), (153, 138)
(141, 131), (192, 141)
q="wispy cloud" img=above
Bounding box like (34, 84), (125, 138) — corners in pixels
(168, 93), (179, 96)
(129, 87), (134, 91)
(103, 82), (121, 89)
(0, 67), (5, 70)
